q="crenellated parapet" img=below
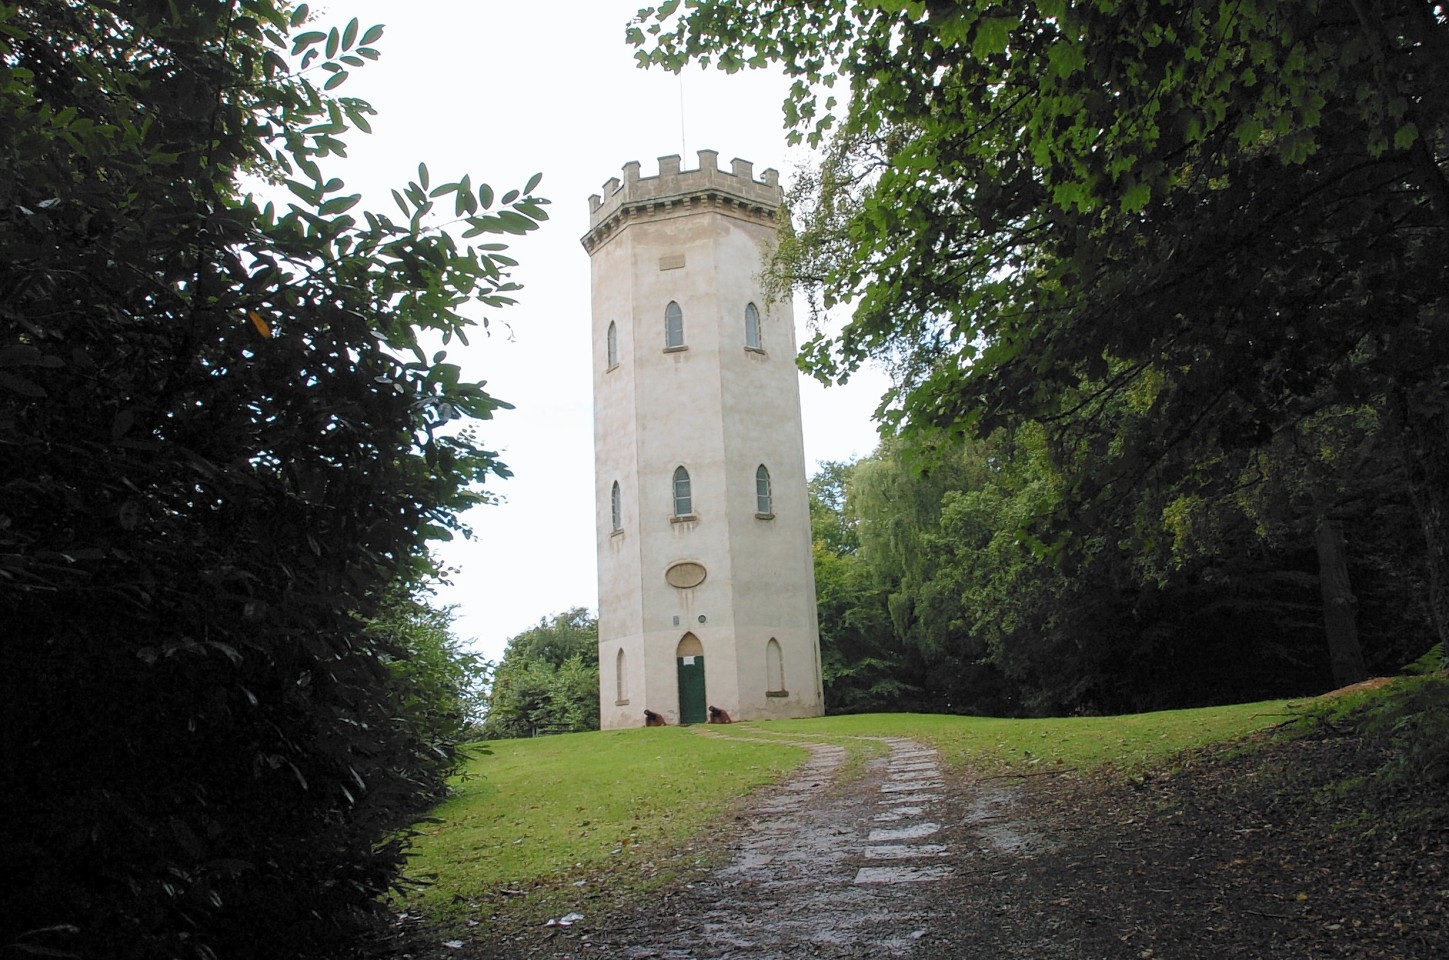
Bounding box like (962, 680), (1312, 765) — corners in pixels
(580, 150), (781, 252)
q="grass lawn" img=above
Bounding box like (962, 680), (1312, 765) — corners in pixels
(398, 725), (809, 926)
(745, 696), (1304, 774)
(397, 697), (1304, 930)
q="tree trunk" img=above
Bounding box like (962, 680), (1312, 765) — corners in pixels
(1314, 516), (1367, 688)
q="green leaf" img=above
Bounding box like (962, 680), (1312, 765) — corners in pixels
(325, 26), (339, 58)
(0, 344), (64, 368)
(361, 23), (384, 45)
(1120, 182), (1151, 213)
(0, 371), (47, 397)
(286, 179), (320, 204)
(290, 29), (325, 53)
(318, 194), (361, 215)
(972, 16), (1013, 59)
(1235, 117), (1264, 148)
(1048, 40), (1086, 79)
(496, 210), (537, 234)
(525, 171), (543, 194)
(342, 17), (359, 50)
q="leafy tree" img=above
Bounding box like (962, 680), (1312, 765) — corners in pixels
(368, 590), (491, 748)
(481, 609), (601, 738)
(498, 606), (599, 668)
(1, 3), (545, 957)
(631, 0), (1449, 657)
(830, 420), (1422, 715)
(1150, 402), (1436, 685)
(808, 461), (915, 712)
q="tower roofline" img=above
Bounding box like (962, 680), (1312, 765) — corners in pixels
(581, 150), (782, 253)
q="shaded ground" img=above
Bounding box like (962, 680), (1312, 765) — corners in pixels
(373, 726), (1447, 960)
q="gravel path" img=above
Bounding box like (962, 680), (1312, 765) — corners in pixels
(376, 727), (1448, 960)
(577, 737), (985, 960)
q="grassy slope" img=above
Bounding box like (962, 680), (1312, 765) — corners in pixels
(399, 726), (809, 924)
(398, 698), (1300, 928)
(754, 698), (1302, 774)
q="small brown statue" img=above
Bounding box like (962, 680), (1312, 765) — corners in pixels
(707, 705), (733, 724)
(643, 708), (667, 727)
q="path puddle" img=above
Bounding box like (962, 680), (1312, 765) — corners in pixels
(853, 865), (955, 884)
(867, 821), (941, 843)
(881, 780), (945, 793)
(881, 791), (943, 804)
(863, 843), (949, 860)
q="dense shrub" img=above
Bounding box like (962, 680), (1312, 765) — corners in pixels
(0, 3), (542, 956)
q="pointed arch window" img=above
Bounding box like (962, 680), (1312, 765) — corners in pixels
(665, 301), (684, 349)
(615, 648), (629, 704)
(755, 464), (773, 516)
(765, 638), (787, 696)
(672, 466), (693, 518)
(606, 321), (619, 368)
(610, 480), (622, 533)
(744, 302), (762, 350)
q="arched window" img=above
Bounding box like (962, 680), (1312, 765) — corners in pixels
(745, 302), (761, 350)
(766, 638), (786, 695)
(755, 464), (772, 515)
(606, 321), (618, 368)
(610, 481), (622, 532)
(672, 466), (692, 517)
(665, 301), (684, 348)
(615, 648), (628, 703)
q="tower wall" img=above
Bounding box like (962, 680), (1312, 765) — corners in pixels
(584, 151), (824, 729)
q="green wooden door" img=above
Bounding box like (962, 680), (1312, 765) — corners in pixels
(676, 655), (706, 725)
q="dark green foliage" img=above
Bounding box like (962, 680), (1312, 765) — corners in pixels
(369, 592), (491, 748)
(632, 0), (1449, 656)
(808, 461), (918, 713)
(812, 426), (1433, 717)
(1404, 643), (1447, 676)
(1, 2), (545, 957)
(481, 609), (601, 739)
(1307, 676), (1449, 798)
(495, 606), (599, 669)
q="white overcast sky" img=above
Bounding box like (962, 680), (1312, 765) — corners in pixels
(323, 0), (889, 661)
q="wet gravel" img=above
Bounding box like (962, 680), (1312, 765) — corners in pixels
(374, 730), (1448, 960)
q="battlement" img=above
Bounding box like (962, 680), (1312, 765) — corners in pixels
(581, 150), (781, 252)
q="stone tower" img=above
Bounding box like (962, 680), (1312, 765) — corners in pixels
(582, 151), (825, 729)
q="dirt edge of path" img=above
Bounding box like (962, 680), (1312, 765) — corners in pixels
(359, 726), (1448, 960)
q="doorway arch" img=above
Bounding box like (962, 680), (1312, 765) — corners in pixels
(675, 633), (706, 724)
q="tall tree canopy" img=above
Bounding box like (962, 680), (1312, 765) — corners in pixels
(808, 460), (917, 712)
(813, 430), (1428, 717)
(632, 0), (1449, 652)
(1, 2), (545, 956)
(481, 608), (601, 739)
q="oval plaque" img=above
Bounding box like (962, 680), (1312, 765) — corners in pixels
(665, 561), (707, 589)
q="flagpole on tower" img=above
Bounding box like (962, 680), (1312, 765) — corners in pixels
(678, 71), (688, 157)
